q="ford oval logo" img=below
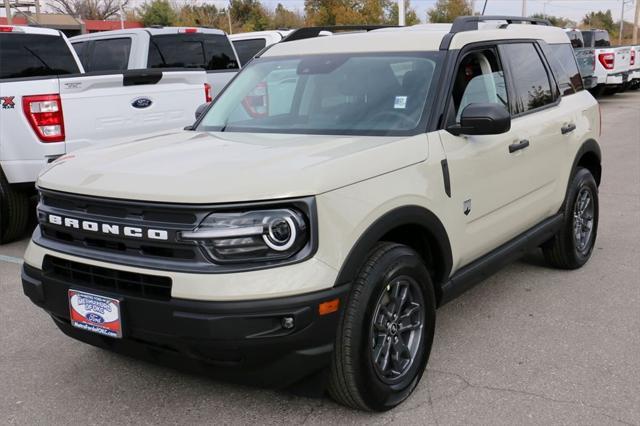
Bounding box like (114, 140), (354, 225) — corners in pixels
(132, 98), (152, 109)
(85, 312), (105, 324)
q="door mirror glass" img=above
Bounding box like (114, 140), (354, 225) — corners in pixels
(447, 103), (511, 136)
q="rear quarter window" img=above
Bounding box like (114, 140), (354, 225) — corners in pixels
(233, 38), (267, 66)
(147, 33), (239, 71)
(546, 44), (584, 95)
(85, 38), (132, 72)
(0, 33), (80, 79)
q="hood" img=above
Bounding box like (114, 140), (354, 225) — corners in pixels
(38, 130), (428, 203)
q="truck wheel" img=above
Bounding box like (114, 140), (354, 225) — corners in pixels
(328, 242), (436, 411)
(0, 171), (29, 244)
(542, 168), (598, 269)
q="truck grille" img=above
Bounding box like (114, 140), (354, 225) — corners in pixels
(43, 255), (172, 300)
(36, 189), (215, 273)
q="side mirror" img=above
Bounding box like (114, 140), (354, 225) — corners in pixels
(194, 103), (209, 121)
(447, 103), (511, 136)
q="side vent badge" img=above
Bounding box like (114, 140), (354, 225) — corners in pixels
(463, 199), (472, 216)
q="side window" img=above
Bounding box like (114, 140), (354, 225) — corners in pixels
(449, 48), (509, 123)
(594, 31), (611, 47)
(86, 38), (131, 72)
(500, 43), (554, 115)
(233, 38), (267, 66)
(545, 43), (584, 95)
(72, 42), (87, 64)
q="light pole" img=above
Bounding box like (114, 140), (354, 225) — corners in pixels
(3, 0), (12, 25)
(398, 0), (405, 26)
(634, 0), (639, 44)
(619, 0), (630, 45)
(522, 0), (527, 17)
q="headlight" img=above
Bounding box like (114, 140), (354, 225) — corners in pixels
(180, 208), (309, 263)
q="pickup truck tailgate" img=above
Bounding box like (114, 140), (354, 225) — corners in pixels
(614, 47), (631, 74)
(60, 69), (206, 152)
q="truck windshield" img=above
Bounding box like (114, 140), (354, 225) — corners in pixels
(148, 34), (239, 71)
(0, 34), (80, 79)
(197, 52), (442, 136)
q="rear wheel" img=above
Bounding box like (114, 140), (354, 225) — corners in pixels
(542, 168), (598, 269)
(0, 170), (29, 244)
(328, 242), (436, 411)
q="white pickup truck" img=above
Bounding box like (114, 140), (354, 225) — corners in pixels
(70, 27), (240, 98)
(581, 29), (631, 95)
(0, 25), (208, 243)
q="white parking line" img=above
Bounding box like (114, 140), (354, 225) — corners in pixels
(0, 254), (23, 264)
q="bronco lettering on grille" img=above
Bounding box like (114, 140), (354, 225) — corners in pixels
(47, 214), (169, 241)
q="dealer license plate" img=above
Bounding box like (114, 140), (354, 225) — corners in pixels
(68, 290), (122, 338)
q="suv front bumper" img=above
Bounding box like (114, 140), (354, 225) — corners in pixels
(22, 262), (348, 387)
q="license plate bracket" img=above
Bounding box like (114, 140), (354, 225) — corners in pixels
(68, 289), (123, 338)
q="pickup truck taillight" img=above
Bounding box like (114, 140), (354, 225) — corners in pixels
(598, 53), (615, 70)
(22, 94), (65, 143)
(204, 83), (213, 103)
(631, 49), (636, 66)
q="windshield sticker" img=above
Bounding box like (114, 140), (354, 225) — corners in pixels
(1, 96), (15, 109)
(394, 96), (407, 109)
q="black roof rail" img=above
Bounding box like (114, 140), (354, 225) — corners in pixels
(439, 15), (551, 50)
(281, 25), (396, 42)
(450, 15), (550, 33)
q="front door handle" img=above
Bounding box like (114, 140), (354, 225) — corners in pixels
(509, 139), (530, 153)
(561, 123), (576, 134)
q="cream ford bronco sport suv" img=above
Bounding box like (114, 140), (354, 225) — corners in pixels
(22, 17), (601, 411)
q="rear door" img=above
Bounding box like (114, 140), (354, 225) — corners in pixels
(146, 31), (240, 97)
(498, 42), (566, 224)
(59, 69), (207, 153)
(0, 30), (80, 183)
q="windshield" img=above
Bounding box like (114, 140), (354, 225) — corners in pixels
(197, 52), (443, 136)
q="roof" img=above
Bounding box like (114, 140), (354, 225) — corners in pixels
(0, 24), (61, 36)
(70, 26), (225, 41)
(264, 21), (570, 57)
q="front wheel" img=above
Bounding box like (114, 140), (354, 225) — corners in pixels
(328, 243), (436, 411)
(543, 168), (599, 269)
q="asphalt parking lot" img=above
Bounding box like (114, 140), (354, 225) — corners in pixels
(1, 90), (639, 425)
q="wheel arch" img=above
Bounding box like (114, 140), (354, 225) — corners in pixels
(334, 205), (453, 305)
(572, 139), (602, 187)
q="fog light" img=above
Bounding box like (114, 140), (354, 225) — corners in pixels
(281, 316), (295, 329)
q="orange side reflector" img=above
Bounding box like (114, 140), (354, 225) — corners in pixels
(319, 298), (340, 316)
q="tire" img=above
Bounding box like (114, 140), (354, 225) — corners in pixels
(542, 168), (599, 269)
(589, 85), (605, 98)
(0, 170), (30, 244)
(327, 242), (436, 411)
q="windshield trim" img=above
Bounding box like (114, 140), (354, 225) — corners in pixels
(195, 50), (444, 137)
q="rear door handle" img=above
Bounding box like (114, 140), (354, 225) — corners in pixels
(561, 123), (576, 134)
(509, 139), (530, 153)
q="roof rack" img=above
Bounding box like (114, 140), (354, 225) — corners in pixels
(281, 25), (396, 43)
(449, 16), (550, 33)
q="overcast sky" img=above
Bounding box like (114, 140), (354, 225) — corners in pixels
(3, 0), (638, 24)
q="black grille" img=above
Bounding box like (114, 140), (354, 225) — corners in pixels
(37, 189), (207, 269)
(43, 256), (172, 300)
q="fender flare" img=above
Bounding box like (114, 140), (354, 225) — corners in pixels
(333, 205), (453, 288)
(571, 138), (601, 184)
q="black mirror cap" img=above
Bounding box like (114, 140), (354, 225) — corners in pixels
(194, 102), (210, 121)
(447, 103), (511, 136)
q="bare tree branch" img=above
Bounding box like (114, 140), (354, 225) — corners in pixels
(48, 0), (130, 20)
